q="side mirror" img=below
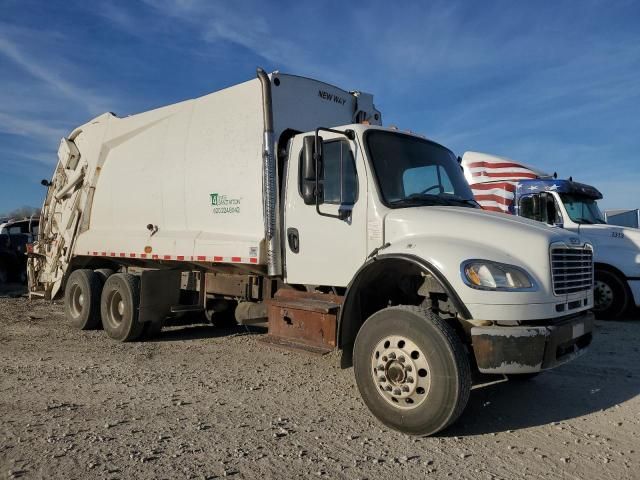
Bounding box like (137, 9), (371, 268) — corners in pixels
(531, 194), (541, 220)
(301, 135), (323, 205)
(542, 192), (563, 227)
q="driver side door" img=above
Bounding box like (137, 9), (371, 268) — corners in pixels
(284, 133), (367, 287)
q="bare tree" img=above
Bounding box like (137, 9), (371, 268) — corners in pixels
(0, 206), (41, 220)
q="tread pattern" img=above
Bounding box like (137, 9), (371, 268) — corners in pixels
(65, 269), (102, 330)
(392, 305), (472, 431)
(101, 273), (144, 342)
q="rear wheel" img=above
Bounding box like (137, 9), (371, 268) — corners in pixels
(101, 273), (144, 342)
(142, 320), (164, 339)
(508, 372), (541, 381)
(64, 269), (102, 330)
(0, 264), (8, 284)
(353, 306), (471, 436)
(594, 269), (629, 320)
(94, 268), (115, 283)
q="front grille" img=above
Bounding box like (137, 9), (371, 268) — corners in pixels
(551, 246), (593, 295)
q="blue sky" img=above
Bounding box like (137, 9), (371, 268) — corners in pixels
(1, 0), (639, 213)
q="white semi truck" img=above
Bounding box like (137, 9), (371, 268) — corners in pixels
(29, 70), (594, 436)
(462, 151), (640, 320)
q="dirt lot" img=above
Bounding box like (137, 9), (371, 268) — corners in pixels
(0, 294), (638, 480)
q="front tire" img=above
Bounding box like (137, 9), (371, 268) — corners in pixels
(353, 306), (471, 436)
(594, 269), (629, 320)
(101, 273), (144, 342)
(64, 269), (102, 330)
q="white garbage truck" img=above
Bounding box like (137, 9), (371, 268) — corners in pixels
(29, 69), (594, 436)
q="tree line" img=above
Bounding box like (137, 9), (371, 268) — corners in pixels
(0, 206), (41, 220)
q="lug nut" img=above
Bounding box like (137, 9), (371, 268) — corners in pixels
(398, 356), (405, 363)
(378, 376), (386, 382)
(402, 385), (410, 392)
(405, 365), (412, 372)
(385, 385), (392, 392)
(406, 376), (414, 383)
(388, 352), (396, 360)
(393, 388), (401, 396)
(378, 364), (385, 370)
(381, 356), (388, 362)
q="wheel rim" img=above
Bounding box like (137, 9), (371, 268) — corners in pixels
(107, 290), (125, 327)
(69, 284), (85, 319)
(370, 335), (431, 409)
(594, 280), (614, 311)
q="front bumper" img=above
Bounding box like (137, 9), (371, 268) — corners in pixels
(470, 311), (594, 374)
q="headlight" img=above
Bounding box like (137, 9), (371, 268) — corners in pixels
(462, 260), (536, 291)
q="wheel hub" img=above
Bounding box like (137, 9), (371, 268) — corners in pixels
(386, 362), (406, 384)
(107, 291), (125, 326)
(69, 284), (84, 319)
(594, 280), (613, 311)
(371, 335), (430, 409)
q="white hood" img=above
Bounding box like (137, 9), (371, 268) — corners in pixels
(382, 206), (590, 315)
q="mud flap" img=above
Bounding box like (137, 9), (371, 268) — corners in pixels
(139, 270), (182, 324)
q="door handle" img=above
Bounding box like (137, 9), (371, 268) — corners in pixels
(287, 228), (300, 253)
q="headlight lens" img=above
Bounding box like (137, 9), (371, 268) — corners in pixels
(463, 260), (534, 290)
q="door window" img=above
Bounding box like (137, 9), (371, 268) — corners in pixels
(301, 140), (357, 205)
(519, 194), (562, 224)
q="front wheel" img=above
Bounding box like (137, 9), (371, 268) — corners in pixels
(594, 269), (629, 320)
(353, 306), (471, 436)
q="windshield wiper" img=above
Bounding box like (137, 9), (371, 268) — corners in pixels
(440, 197), (479, 208)
(389, 194), (449, 207)
(574, 218), (594, 224)
(389, 194), (477, 208)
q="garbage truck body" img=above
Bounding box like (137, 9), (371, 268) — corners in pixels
(462, 151), (640, 320)
(29, 71), (594, 436)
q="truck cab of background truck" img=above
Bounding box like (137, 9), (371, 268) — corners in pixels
(511, 178), (640, 319)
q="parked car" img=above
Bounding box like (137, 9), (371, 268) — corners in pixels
(0, 218), (39, 284)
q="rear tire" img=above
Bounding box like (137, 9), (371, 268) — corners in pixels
(94, 268), (115, 283)
(142, 320), (164, 339)
(0, 264), (8, 284)
(64, 269), (102, 330)
(594, 269), (629, 320)
(508, 372), (541, 381)
(101, 273), (144, 342)
(353, 306), (471, 436)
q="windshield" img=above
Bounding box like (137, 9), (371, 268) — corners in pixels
(365, 130), (476, 208)
(560, 193), (606, 224)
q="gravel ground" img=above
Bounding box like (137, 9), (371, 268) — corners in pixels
(0, 294), (638, 480)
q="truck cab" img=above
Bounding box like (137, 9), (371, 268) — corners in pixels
(514, 178), (640, 319)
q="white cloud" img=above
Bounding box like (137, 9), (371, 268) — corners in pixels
(0, 35), (112, 115)
(0, 112), (65, 140)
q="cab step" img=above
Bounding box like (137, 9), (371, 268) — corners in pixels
(260, 289), (343, 354)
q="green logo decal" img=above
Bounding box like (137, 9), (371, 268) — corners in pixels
(210, 193), (241, 214)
